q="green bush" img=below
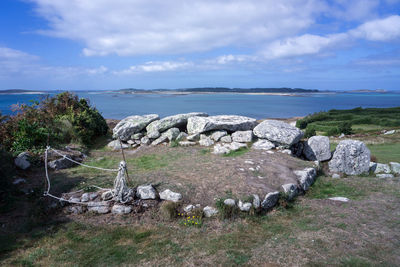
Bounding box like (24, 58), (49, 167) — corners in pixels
(326, 127), (339, 136)
(0, 92), (108, 154)
(304, 125), (316, 138)
(338, 122), (353, 135)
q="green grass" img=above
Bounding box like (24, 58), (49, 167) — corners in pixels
(306, 175), (366, 200)
(367, 143), (400, 163)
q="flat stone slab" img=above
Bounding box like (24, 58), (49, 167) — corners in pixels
(253, 120), (304, 146)
(113, 114), (159, 141)
(187, 115), (257, 134)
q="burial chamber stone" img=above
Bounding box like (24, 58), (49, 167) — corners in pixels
(253, 120), (303, 146)
(113, 114), (159, 141)
(328, 140), (370, 175)
(187, 115), (257, 134)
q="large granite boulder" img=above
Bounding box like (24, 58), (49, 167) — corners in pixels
(187, 115), (257, 134)
(303, 136), (331, 161)
(113, 114), (159, 141)
(328, 140), (370, 175)
(146, 112), (208, 134)
(253, 120), (303, 146)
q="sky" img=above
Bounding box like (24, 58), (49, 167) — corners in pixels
(0, 0), (400, 91)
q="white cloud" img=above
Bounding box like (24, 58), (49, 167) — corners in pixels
(260, 15), (400, 59)
(29, 0), (324, 56)
(114, 61), (192, 75)
(350, 15), (400, 41)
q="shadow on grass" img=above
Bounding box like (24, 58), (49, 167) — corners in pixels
(0, 170), (84, 262)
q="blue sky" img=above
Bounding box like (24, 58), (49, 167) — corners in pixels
(0, 0), (400, 91)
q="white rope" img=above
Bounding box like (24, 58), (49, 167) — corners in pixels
(49, 147), (119, 172)
(43, 146), (114, 205)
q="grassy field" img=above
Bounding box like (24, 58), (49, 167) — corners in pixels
(296, 106), (400, 136)
(1, 173), (399, 266)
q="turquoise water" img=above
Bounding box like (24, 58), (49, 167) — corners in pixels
(1, 92), (399, 119)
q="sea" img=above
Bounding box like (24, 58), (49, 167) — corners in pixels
(1, 92), (399, 120)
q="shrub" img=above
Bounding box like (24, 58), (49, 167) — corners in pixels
(304, 125), (316, 138)
(338, 122), (353, 135)
(159, 201), (179, 220)
(326, 127), (340, 136)
(0, 92), (108, 154)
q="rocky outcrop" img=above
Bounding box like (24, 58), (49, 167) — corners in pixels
(187, 115), (257, 134)
(146, 112), (208, 135)
(253, 120), (303, 146)
(328, 140), (370, 175)
(232, 130), (253, 143)
(113, 114), (159, 141)
(14, 152), (31, 170)
(303, 136), (331, 161)
(252, 139), (275, 150)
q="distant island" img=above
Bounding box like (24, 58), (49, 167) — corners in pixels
(0, 89), (46, 94)
(113, 87), (320, 95)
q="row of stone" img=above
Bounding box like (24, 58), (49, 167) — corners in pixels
(369, 161), (400, 178)
(190, 167), (317, 218)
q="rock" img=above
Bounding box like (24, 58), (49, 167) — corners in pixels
(135, 140), (141, 145)
(252, 194), (260, 209)
(49, 156), (80, 170)
(328, 140), (370, 175)
(163, 128), (180, 141)
(176, 132), (188, 141)
(220, 135), (232, 143)
(294, 168), (317, 191)
(159, 189), (182, 202)
(332, 173), (341, 179)
(101, 191), (113, 201)
(384, 130), (395, 135)
(179, 141), (196, 147)
(140, 136), (151, 145)
(131, 133), (144, 140)
(113, 114), (159, 141)
(151, 135), (168, 146)
(127, 140), (135, 145)
(227, 142), (247, 151)
(280, 149), (292, 155)
(14, 152), (31, 170)
(374, 163), (391, 174)
(281, 183), (299, 201)
(112, 204), (132, 214)
(203, 206), (218, 217)
(210, 130), (228, 141)
(199, 137), (214, 147)
(390, 162), (400, 175)
(224, 198), (236, 206)
(303, 136), (331, 161)
(252, 139), (275, 150)
(81, 193), (90, 202)
(369, 162), (377, 172)
(338, 133), (345, 138)
(213, 144), (231, 155)
(69, 197), (81, 203)
(107, 140), (130, 150)
(146, 112), (208, 133)
(184, 204), (195, 213)
(187, 115), (257, 134)
(136, 185), (157, 200)
(261, 191), (280, 210)
(376, 174), (394, 178)
(266, 151), (274, 154)
(87, 201), (110, 214)
(200, 134), (208, 140)
(187, 133), (200, 141)
(232, 130), (253, 143)
(67, 205), (86, 214)
(328, 197), (349, 202)
(244, 160), (254, 165)
(147, 131), (161, 139)
(253, 120), (304, 146)
(13, 178), (26, 185)
(238, 200), (252, 212)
